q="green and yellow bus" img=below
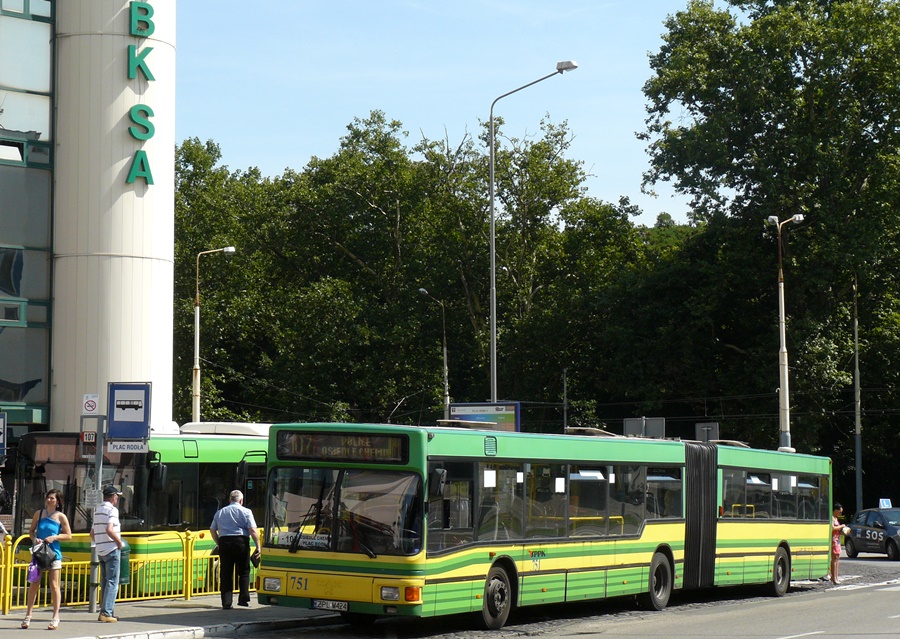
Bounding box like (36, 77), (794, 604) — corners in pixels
(11, 422), (269, 593)
(256, 423), (831, 629)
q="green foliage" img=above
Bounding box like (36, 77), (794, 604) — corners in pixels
(173, 2), (900, 507)
(642, 0), (900, 501)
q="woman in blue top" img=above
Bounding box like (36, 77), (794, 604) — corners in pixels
(22, 489), (72, 630)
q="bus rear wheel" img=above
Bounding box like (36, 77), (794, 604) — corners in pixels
(769, 547), (790, 597)
(640, 551), (672, 611)
(480, 565), (512, 630)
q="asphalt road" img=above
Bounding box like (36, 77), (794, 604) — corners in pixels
(260, 552), (899, 639)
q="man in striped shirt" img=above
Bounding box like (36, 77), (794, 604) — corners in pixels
(91, 486), (123, 622)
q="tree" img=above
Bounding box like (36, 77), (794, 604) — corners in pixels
(642, 0), (900, 501)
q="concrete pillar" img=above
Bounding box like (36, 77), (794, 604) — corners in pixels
(52, 1), (175, 431)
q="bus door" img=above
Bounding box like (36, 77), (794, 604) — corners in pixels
(236, 451), (267, 524)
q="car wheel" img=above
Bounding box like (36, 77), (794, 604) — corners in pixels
(887, 540), (900, 561)
(844, 537), (858, 558)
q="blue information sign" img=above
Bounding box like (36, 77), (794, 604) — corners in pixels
(107, 382), (151, 440)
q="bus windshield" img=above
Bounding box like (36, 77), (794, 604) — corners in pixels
(15, 433), (146, 534)
(267, 467), (423, 557)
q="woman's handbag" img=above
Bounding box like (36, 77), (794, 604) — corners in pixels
(26, 560), (42, 583)
(31, 541), (56, 570)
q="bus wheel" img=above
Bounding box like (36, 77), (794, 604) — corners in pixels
(640, 552), (672, 611)
(481, 565), (512, 630)
(844, 537), (858, 558)
(769, 547), (790, 597)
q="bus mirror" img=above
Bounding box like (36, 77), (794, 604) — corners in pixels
(150, 463), (167, 491)
(235, 460), (247, 489)
(429, 468), (448, 498)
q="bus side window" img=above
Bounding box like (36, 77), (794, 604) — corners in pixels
(647, 467), (682, 519)
(569, 467), (608, 536)
(477, 463), (523, 541)
(608, 465), (644, 535)
(426, 462), (474, 551)
(721, 468), (745, 518)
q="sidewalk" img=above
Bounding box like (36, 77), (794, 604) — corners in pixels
(1, 595), (338, 639)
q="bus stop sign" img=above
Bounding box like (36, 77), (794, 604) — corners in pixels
(107, 382), (151, 440)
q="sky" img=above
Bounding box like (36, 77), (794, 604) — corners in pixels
(175, 1), (692, 226)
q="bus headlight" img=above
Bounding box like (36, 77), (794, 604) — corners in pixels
(380, 586), (400, 601)
(263, 577), (282, 592)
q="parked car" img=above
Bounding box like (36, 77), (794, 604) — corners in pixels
(844, 507), (900, 560)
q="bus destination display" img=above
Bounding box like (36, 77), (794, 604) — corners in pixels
(276, 431), (408, 464)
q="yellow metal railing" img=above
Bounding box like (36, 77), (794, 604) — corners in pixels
(0, 531), (257, 615)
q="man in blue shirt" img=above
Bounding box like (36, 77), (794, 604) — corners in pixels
(210, 490), (260, 609)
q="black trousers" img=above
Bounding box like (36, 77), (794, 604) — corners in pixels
(218, 535), (250, 607)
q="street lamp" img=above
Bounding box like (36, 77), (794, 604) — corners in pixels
(766, 214), (803, 452)
(489, 60), (578, 403)
(419, 288), (450, 421)
(193, 246), (236, 423)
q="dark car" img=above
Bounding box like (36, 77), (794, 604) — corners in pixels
(844, 508), (900, 560)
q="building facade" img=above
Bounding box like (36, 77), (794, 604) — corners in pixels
(0, 0), (175, 443)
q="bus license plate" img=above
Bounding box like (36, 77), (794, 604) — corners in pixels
(313, 599), (349, 611)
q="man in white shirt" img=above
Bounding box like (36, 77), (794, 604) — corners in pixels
(91, 486), (123, 622)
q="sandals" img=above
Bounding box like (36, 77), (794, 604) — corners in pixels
(47, 618), (59, 630)
(21, 616), (31, 629)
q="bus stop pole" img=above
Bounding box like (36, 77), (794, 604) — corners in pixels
(89, 416), (105, 614)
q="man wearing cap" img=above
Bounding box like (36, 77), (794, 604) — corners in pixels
(91, 486), (123, 622)
(210, 489), (260, 609)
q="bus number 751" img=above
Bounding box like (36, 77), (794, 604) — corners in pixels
(289, 576), (309, 592)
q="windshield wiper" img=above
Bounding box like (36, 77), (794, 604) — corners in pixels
(346, 513), (377, 559)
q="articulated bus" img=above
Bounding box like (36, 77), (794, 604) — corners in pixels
(256, 423), (832, 629)
(11, 422), (269, 591)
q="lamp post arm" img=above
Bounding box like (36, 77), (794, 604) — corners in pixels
(490, 70), (562, 116)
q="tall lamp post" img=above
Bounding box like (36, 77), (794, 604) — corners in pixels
(193, 246), (236, 423)
(489, 60), (578, 403)
(766, 214), (803, 452)
(419, 288), (450, 421)
(853, 275), (863, 512)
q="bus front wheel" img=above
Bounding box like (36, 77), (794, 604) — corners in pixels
(481, 565), (512, 630)
(640, 551), (673, 611)
(769, 547), (790, 597)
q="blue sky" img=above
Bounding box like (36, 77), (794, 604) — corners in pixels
(175, 1), (691, 226)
